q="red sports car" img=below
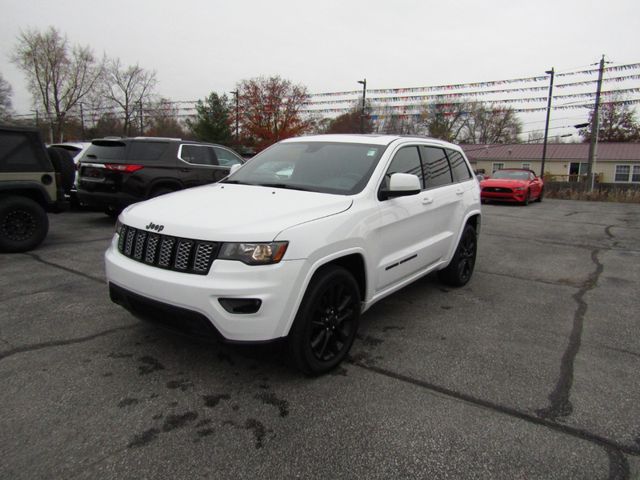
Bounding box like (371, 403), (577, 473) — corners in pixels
(480, 169), (544, 205)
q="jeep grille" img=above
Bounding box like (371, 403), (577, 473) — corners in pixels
(117, 224), (218, 275)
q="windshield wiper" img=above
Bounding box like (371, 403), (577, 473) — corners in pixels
(257, 183), (315, 192)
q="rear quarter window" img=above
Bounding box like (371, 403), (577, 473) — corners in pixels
(0, 131), (50, 172)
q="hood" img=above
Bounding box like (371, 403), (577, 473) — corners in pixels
(121, 183), (353, 241)
(481, 178), (528, 188)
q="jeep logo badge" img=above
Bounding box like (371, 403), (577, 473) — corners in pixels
(145, 222), (164, 232)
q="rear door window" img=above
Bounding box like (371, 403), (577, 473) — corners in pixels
(179, 145), (218, 166)
(420, 146), (453, 189)
(128, 141), (169, 161)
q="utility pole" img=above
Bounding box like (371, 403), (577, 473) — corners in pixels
(139, 100), (144, 136)
(357, 79), (367, 133)
(79, 102), (86, 140)
(586, 55), (606, 191)
(231, 90), (239, 144)
(540, 68), (554, 179)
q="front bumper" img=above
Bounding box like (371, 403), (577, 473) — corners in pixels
(105, 237), (307, 342)
(481, 190), (527, 203)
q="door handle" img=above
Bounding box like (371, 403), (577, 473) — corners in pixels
(422, 196), (434, 205)
(455, 188), (464, 196)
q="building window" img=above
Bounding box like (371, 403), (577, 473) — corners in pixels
(492, 162), (504, 172)
(521, 162), (531, 170)
(615, 165), (630, 182)
(633, 165), (640, 182)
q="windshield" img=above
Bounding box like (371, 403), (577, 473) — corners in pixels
(492, 170), (530, 181)
(223, 141), (386, 195)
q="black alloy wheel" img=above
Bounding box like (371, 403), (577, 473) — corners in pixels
(522, 189), (531, 206)
(289, 266), (360, 375)
(0, 196), (49, 252)
(438, 223), (477, 287)
(536, 188), (544, 202)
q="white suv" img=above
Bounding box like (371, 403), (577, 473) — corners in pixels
(106, 135), (481, 374)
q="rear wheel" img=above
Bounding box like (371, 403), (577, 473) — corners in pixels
(438, 223), (477, 287)
(288, 266), (360, 375)
(0, 196), (49, 252)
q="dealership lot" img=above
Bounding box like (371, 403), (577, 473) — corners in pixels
(1, 199), (639, 479)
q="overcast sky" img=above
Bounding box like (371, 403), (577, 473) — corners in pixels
(1, 0), (639, 132)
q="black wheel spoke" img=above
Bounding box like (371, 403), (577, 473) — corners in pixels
(317, 330), (332, 359)
(310, 330), (326, 350)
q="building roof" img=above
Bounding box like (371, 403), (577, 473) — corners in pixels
(461, 143), (640, 161)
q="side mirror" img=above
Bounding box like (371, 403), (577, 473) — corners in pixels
(229, 163), (241, 175)
(380, 173), (421, 200)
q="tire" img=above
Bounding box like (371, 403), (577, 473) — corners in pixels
(104, 205), (122, 218)
(536, 188), (543, 202)
(288, 266), (361, 375)
(438, 223), (477, 287)
(0, 196), (49, 252)
(47, 147), (76, 194)
(522, 190), (530, 206)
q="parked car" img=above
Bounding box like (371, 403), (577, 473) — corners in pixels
(77, 137), (244, 216)
(106, 134), (482, 375)
(480, 169), (543, 205)
(0, 126), (73, 252)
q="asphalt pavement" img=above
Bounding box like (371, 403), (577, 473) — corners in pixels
(1, 199), (639, 479)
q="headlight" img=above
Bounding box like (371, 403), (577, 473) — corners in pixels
(219, 242), (288, 265)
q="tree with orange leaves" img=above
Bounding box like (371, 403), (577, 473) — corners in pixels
(236, 76), (311, 151)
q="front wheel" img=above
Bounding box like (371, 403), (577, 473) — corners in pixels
(438, 223), (477, 287)
(288, 266), (361, 375)
(536, 188), (544, 202)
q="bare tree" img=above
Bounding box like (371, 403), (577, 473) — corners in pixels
(146, 98), (185, 138)
(461, 103), (521, 144)
(11, 26), (104, 142)
(0, 72), (13, 122)
(421, 102), (470, 142)
(103, 58), (157, 136)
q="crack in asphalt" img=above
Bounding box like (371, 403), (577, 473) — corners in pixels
(536, 248), (603, 420)
(482, 232), (640, 254)
(476, 269), (582, 288)
(605, 446), (631, 480)
(0, 325), (137, 362)
(22, 252), (105, 285)
(350, 360), (640, 459)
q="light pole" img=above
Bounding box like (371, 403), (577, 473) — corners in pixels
(540, 68), (554, 179)
(230, 90), (239, 145)
(357, 79), (367, 133)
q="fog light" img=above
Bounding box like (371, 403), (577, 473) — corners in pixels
(219, 298), (262, 314)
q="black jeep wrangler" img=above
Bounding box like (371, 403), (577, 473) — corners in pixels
(76, 137), (244, 216)
(0, 126), (75, 252)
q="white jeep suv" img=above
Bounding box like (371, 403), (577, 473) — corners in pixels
(106, 135), (481, 374)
